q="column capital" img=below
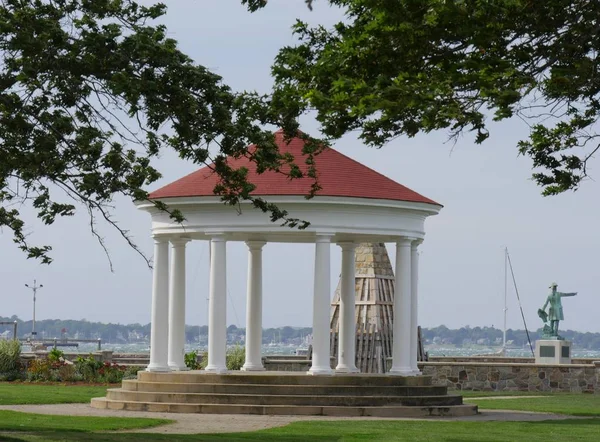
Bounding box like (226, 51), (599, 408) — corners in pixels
(396, 237), (413, 247)
(245, 240), (266, 250)
(315, 233), (335, 243)
(411, 238), (424, 249)
(152, 234), (169, 244)
(208, 233), (227, 242)
(170, 237), (190, 247)
(337, 241), (357, 250)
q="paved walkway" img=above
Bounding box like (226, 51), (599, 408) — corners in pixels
(0, 403), (582, 434)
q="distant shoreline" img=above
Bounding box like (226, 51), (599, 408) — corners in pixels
(4, 316), (600, 352)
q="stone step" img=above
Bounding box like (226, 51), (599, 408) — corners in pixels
(137, 371), (432, 387)
(106, 389), (462, 407)
(91, 397), (477, 417)
(121, 380), (447, 396)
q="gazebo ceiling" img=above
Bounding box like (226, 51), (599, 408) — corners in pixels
(149, 130), (440, 207)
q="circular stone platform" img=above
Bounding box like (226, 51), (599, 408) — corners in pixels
(91, 371), (477, 417)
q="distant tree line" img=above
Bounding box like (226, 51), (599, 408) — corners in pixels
(422, 325), (600, 350)
(0, 317), (313, 346)
(0, 316), (150, 343)
(2, 317), (600, 350)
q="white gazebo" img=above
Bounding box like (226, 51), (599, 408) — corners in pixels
(137, 130), (442, 376)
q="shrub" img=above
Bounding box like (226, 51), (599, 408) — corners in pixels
(0, 340), (22, 375)
(97, 362), (127, 383)
(27, 359), (52, 381)
(20, 352), (130, 383)
(198, 346), (246, 371)
(71, 355), (128, 383)
(74, 355), (104, 382)
(199, 351), (208, 369)
(0, 372), (23, 381)
(57, 364), (79, 382)
(48, 347), (65, 363)
(184, 351), (201, 370)
(226, 346), (245, 371)
(122, 366), (141, 380)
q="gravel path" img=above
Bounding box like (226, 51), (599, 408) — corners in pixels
(0, 403), (582, 434)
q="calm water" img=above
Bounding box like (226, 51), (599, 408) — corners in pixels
(49, 342), (600, 359)
(426, 346), (600, 358)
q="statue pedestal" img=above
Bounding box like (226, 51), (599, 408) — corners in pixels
(535, 340), (571, 364)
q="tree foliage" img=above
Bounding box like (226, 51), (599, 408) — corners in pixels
(264, 0), (600, 196)
(0, 0), (317, 266)
(4, 0), (598, 265)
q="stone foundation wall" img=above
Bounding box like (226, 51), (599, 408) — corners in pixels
(419, 361), (600, 393)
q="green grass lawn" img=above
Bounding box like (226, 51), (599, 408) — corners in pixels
(0, 384), (599, 441)
(459, 390), (553, 397)
(0, 383), (108, 405)
(470, 393), (600, 417)
(1, 419), (599, 442)
(0, 410), (171, 433)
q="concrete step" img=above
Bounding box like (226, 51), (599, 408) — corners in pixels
(106, 389), (462, 407)
(137, 371), (432, 387)
(121, 380), (447, 397)
(91, 397), (477, 417)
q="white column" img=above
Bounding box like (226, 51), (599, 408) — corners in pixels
(308, 234), (334, 375)
(168, 238), (189, 371)
(410, 240), (422, 374)
(205, 235), (227, 373)
(147, 236), (170, 372)
(390, 238), (413, 375)
(242, 241), (266, 371)
(336, 242), (359, 373)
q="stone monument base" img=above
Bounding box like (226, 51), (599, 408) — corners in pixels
(535, 339), (571, 364)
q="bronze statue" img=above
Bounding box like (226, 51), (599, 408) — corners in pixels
(538, 282), (577, 340)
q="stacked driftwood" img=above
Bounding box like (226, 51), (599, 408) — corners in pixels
(330, 242), (426, 373)
(330, 243), (395, 373)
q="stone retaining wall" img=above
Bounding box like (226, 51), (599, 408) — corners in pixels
(21, 350), (114, 363)
(19, 351), (598, 393)
(418, 361), (600, 393)
(427, 356), (596, 365)
(263, 359), (311, 372)
(262, 356), (335, 371)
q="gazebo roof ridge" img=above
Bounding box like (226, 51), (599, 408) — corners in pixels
(148, 130), (441, 207)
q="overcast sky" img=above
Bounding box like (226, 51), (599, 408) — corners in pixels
(1, 0), (598, 334)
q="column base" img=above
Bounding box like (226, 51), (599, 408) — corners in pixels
(388, 366), (414, 376)
(335, 365), (360, 373)
(241, 364), (266, 371)
(308, 366), (334, 375)
(410, 369), (422, 376)
(204, 365), (228, 374)
(168, 364), (190, 371)
(146, 364), (170, 372)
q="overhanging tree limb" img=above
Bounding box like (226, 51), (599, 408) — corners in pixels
(266, 0), (600, 196)
(0, 0), (319, 265)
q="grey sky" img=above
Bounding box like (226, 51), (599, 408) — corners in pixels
(1, 0), (598, 334)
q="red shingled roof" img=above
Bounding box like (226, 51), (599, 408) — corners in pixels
(149, 130), (439, 205)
